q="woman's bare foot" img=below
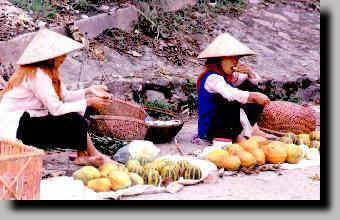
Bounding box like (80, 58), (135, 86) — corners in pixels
(101, 154), (119, 165)
(74, 155), (104, 167)
(235, 134), (247, 143)
(251, 124), (278, 140)
(252, 128), (278, 140)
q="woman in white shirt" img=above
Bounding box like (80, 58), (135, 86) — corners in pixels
(0, 29), (115, 167)
(194, 33), (275, 144)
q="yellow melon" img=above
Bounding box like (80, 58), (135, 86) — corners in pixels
(226, 144), (244, 155)
(205, 149), (229, 168)
(87, 178), (112, 192)
(143, 162), (158, 171)
(99, 163), (118, 177)
(279, 136), (294, 144)
(108, 170), (131, 191)
(220, 155), (241, 171)
(294, 134), (311, 146)
(286, 144), (303, 164)
(310, 131), (320, 141)
(249, 148), (266, 166)
(263, 141), (287, 164)
(73, 166), (101, 185)
(248, 136), (269, 147)
(128, 173), (144, 185)
(240, 139), (259, 152)
(235, 150), (257, 168)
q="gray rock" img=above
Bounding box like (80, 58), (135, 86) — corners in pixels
(248, 0), (262, 4)
(145, 90), (167, 103)
(253, 18), (273, 29)
(99, 5), (110, 13)
(160, 0), (197, 12)
(37, 21), (47, 28)
(80, 14), (89, 19)
(129, 51), (143, 57)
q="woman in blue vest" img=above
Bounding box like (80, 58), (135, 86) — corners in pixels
(193, 33), (274, 144)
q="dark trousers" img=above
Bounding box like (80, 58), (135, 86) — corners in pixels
(205, 83), (264, 142)
(16, 112), (89, 151)
(206, 99), (243, 141)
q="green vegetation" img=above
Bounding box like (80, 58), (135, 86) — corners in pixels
(135, 0), (247, 40)
(182, 79), (198, 114)
(89, 132), (129, 156)
(9, 0), (56, 18)
(143, 99), (176, 112)
(260, 81), (305, 104)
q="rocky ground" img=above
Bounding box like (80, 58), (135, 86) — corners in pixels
(1, 0), (320, 108)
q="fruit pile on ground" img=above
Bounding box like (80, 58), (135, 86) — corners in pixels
(73, 157), (203, 192)
(204, 131), (320, 171)
(73, 164), (134, 193)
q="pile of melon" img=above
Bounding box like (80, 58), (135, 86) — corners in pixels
(72, 158), (202, 193)
(279, 130), (320, 160)
(204, 131), (320, 171)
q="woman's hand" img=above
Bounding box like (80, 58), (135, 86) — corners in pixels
(233, 64), (257, 78)
(86, 96), (111, 108)
(249, 92), (270, 106)
(86, 85), (112, 99)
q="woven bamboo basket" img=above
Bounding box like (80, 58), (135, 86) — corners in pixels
(144, 106), (184, 144)
(258, 101), (317, 135)
(0, 139), (44, 200)
(90, 98), (147, 121)
(89, 115), (149, 141)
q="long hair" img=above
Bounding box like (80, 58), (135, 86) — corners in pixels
(196, 58), (225, 94)
(0, 59), (63, 100)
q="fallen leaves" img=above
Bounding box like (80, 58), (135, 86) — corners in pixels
(222, 164), (284, 177)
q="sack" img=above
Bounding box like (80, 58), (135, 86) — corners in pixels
(112, 140), (160, 163)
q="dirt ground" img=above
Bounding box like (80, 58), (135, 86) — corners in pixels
(42, 115), (320, 200)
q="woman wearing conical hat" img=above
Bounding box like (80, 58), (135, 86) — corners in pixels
(0, 29), (116, 167)
(193, 33), (275, 144)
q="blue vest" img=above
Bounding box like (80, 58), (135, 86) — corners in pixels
(198, 71), (234, 139)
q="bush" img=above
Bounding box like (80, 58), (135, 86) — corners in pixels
(9, 0), (56, 18)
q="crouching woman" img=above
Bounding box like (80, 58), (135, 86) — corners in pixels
(194, 33), (275, 144)
(0, 29), (114, 167)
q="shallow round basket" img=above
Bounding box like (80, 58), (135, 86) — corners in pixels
(89, 115), (149, 141)
(144, 107), (184, 144)
(90, 98), (147, 121)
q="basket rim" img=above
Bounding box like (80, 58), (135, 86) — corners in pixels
(145, 121), (184, 129)
(90, 115), (148, 126)
(110, 98), (147, 113)
(0, 138), (45, 160)
(143, 106), (178, 118)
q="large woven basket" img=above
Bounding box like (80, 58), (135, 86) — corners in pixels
(89, 115), (149, 141)
(90, 98), (147, 121)
(0, 139), (44, 200)
(144, 107), (184, 144)
(258, 101), (317, 135)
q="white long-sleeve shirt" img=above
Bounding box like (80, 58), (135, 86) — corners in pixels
(204, 72), (261, 137)
(0, 68), (87, 140)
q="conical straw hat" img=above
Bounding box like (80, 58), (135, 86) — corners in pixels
(17, 29), (84, 65)
(198, 33), (256, 59)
